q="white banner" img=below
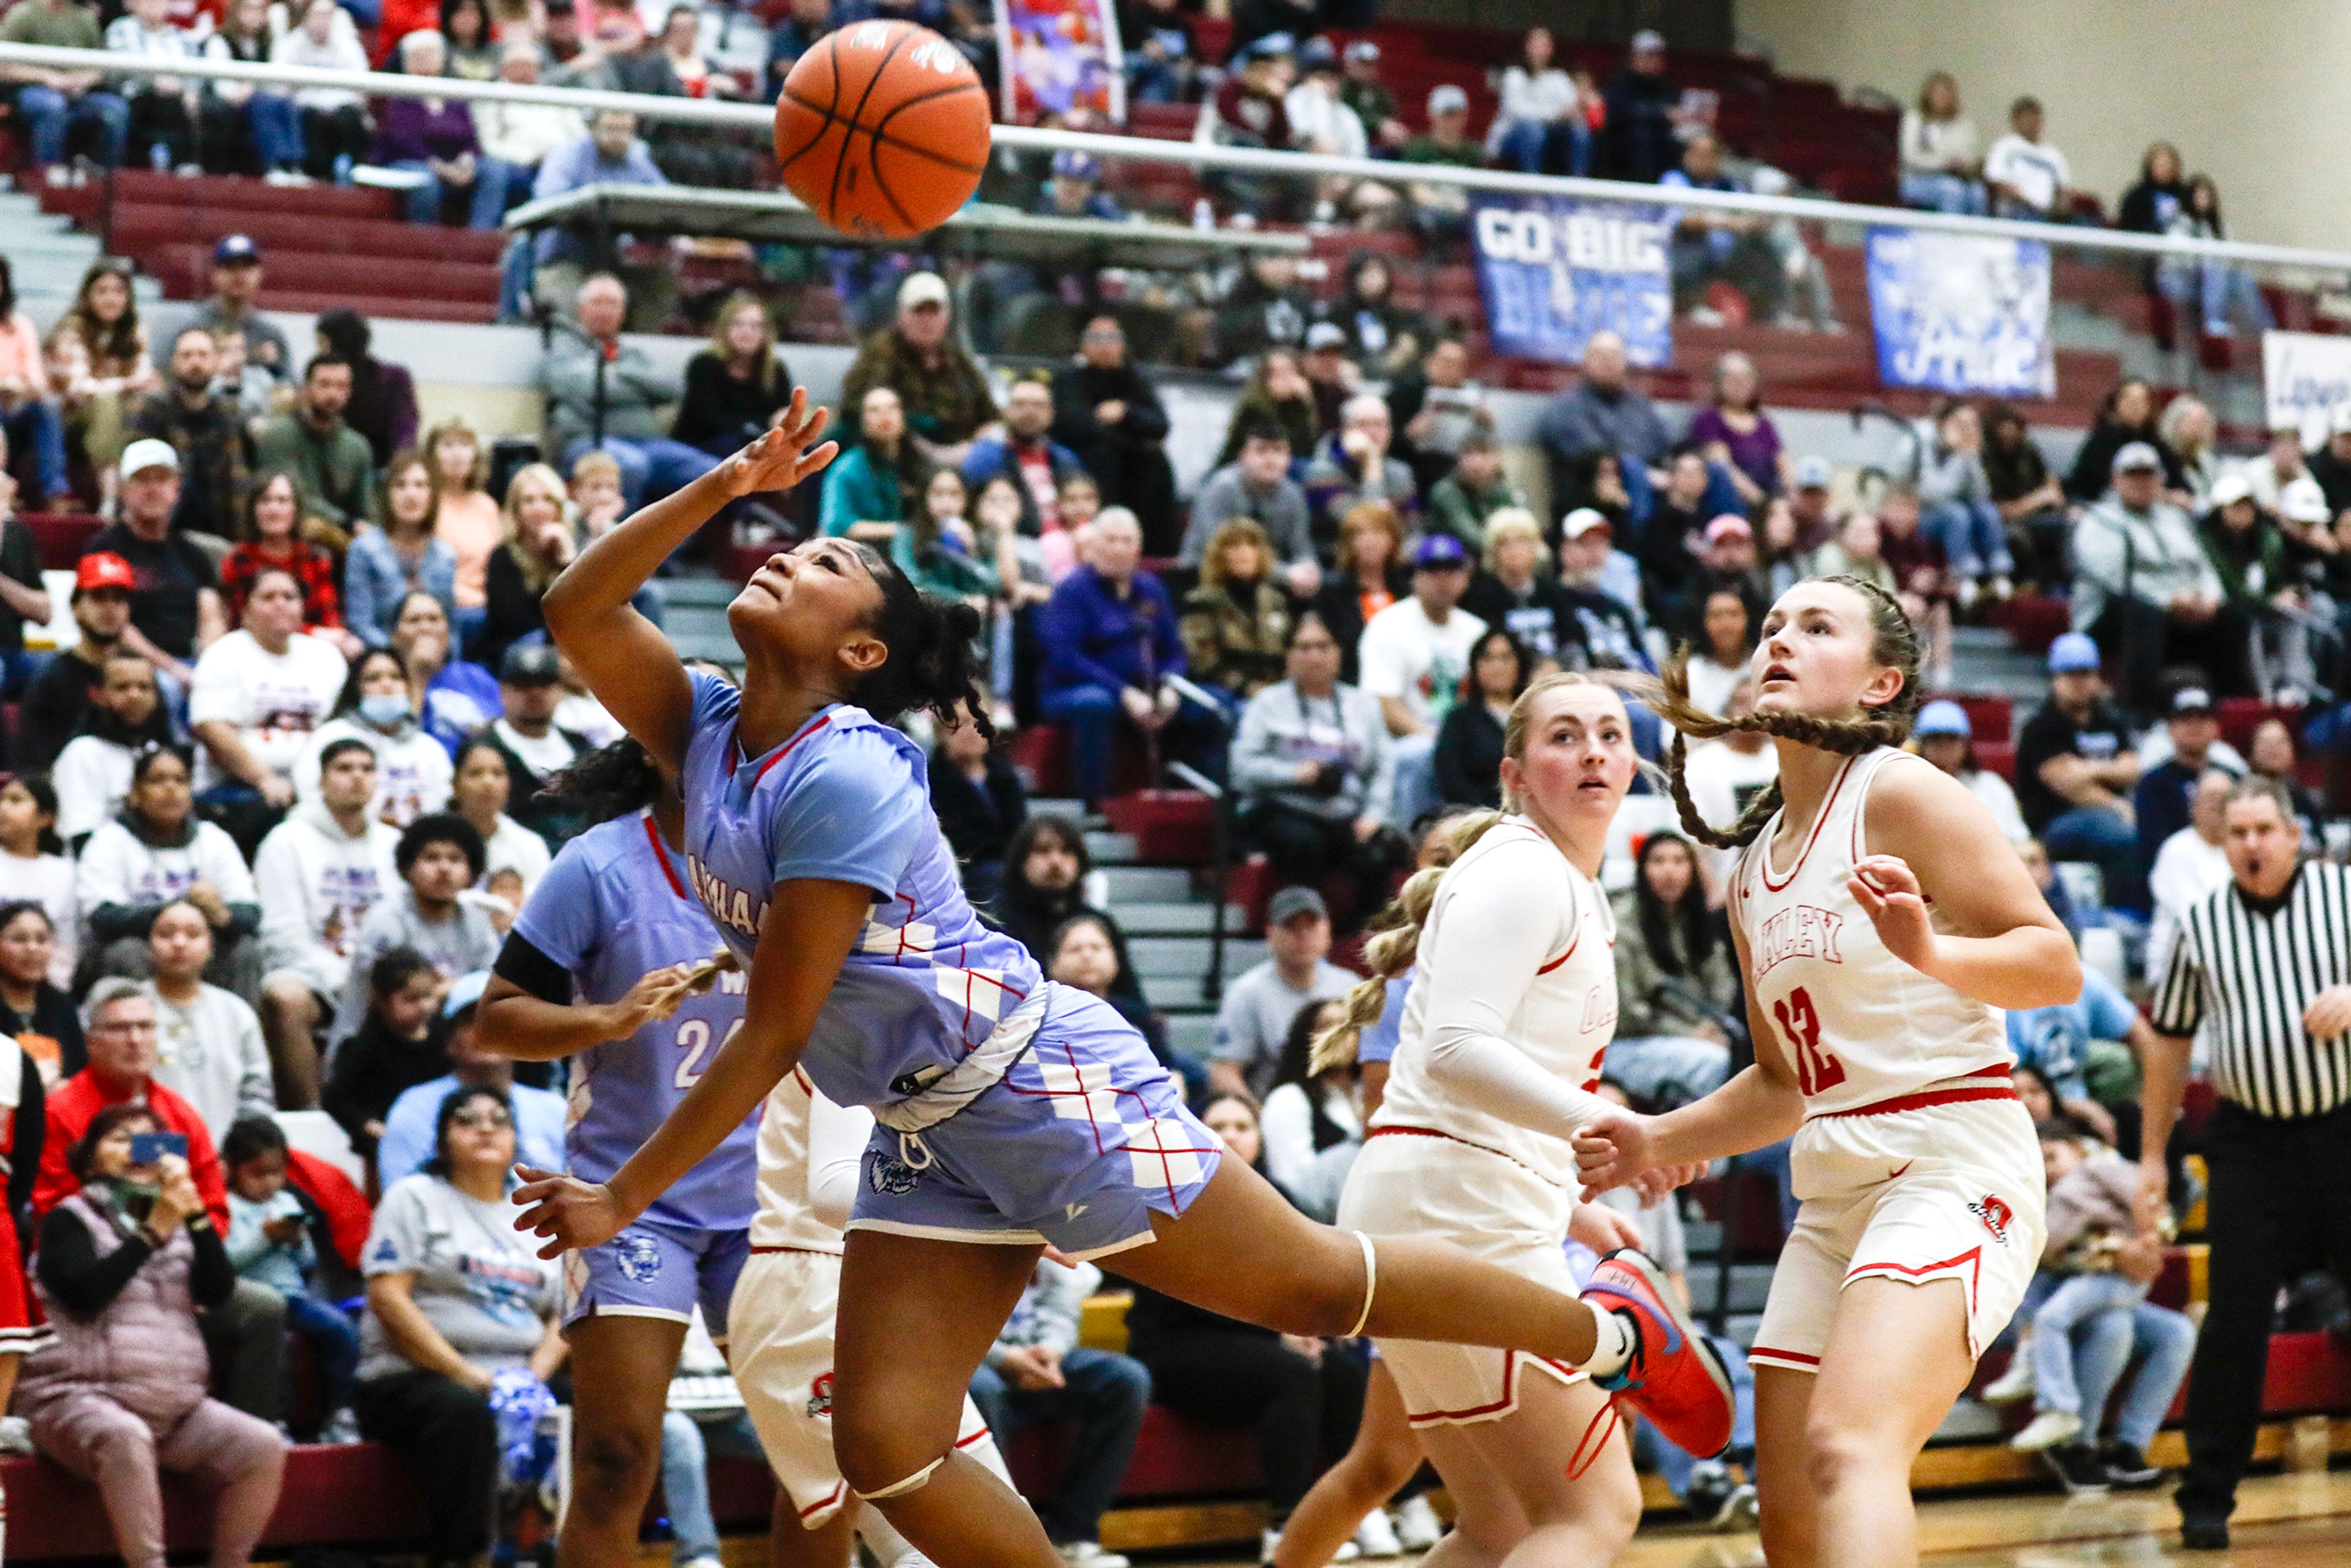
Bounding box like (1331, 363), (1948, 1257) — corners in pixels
(1865, 228), (2053, 398)
(2263, 330), (2351, 445)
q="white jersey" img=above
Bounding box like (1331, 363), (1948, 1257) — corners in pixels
(749, 1064), (873, 1255)
(1374, 815), (1619, 1190)
(1728, 747), (2012, 1117)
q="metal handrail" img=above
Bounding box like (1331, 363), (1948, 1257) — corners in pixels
(6, 42), (2350, 277)
(1166, 759), (1229, 1006)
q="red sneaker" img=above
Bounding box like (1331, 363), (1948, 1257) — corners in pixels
(1581, 1247), (1736, 1460)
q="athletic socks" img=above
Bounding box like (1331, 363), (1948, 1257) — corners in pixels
(1581, 1306), (1638, 1380)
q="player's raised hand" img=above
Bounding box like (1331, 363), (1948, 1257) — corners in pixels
(1850, 853), (1937, 972)
(721, 390), (837, 497)
(1573, 1105), (1657, 1201)
(512, 1165), (632, 1258)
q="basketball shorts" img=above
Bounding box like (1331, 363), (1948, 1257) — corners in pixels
(0, 1207), (45, 1358)
(849, 988), (1222, 1262)
(563, 1217), (752, 1340)
(1749, 1095), (2045, 1375)
(727, 1248), (994, 1528)
(1338, 1127), (1585, 1427)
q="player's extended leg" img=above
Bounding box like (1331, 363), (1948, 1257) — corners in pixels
(559, 1315), (691, 1568)
(1412, 1375), (1641, 1568)
(831, 1232), (1062, 1568)
(1775, 1277), (1977, 1568)
(1271, 1361), (1423, 1568)
(1117, 1157), (1602, 1360)
(770, 1489), (855, 1568)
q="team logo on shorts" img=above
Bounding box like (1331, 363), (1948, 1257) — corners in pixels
(807, 1371), (834, 1418)
(871, 1155), (921, 1195)
(1968, 1193), (2014, 1245)
(614, 1230), (665, 1283)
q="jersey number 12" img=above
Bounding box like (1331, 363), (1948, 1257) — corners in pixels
(675, 1018), (743, 1089)
(1772, 986), (1847, 1097)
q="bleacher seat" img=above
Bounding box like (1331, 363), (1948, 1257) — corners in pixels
(276, 1108), (368, 1190)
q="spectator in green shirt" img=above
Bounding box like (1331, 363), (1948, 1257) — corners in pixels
(1423, 432), (1526, 554)
(0, 0), (129, 169)
(1400, 84), (1485, 243)
(820, 386), (924, 544)
(253, 354), (375, 538)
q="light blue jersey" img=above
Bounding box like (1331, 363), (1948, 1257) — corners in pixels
(678, 674), (1045, 1115)
(516, 808), (758, 1232)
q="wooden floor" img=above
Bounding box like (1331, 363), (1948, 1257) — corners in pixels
(673, 1468), (2351, 1567)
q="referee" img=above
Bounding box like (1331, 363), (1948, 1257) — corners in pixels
(2139, 775), (2351, 1550)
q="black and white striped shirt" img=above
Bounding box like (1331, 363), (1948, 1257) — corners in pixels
(2150, 862), (2351, 1120)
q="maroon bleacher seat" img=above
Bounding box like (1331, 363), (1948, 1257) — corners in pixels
(1, 1443), (427, 1561)
(24, 513), (103, 570)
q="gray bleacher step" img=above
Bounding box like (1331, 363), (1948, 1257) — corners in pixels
(1126, 935), (1266, 977)
(1682, 1262), (1776, 1316)
(1101, 864), (1192, 902)
(667, 628), (748, 663)
(1141, 973), (1218, 1010)
(1084, 831), (1139, 863)
(662, 575), (746, 608)
(1117, 901), (1252, 936)
(1163, 1012), (1217, 1057)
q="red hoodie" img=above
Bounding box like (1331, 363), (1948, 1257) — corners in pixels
(35, 1071), (230, 1231)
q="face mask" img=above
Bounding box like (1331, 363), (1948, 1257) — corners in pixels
(359, 692), (411, 727)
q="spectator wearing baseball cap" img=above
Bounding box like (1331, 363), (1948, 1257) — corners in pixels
(1785, 454), (1847, 554)
(1041, 149), (1124, 222)
(2131, 683), (2244, 873)
(15, 552), (143, 771)
(1399, 84), (1483, 241)
(1911, 699), (2029, 845)
(88, 440), (227, 685)
(475, 643), (596, 850)
(2074, 438), (2237, 709)
(1600, 28), (1679, 181)
(1358, 534), (1486, 830)
(186, 234), (293, 384)
(1204, 28), (1296, 216)
(2194, 470), (2292, 653)
(1208, 883), (1355, 1101)
(838, 272), (997, 471)
(1119, 0), (1199, 106)
(2014, 632), (2148, 911)
(1340, 39), (1408, 151)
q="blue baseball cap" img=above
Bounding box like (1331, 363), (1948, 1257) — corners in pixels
(1050, 149), (1100, 181)
(1913, 700), (1971, 738)
(442, 970), (490, 1020)
(1412, 533), (1469, 569)
(2046, 632), (2101, 674)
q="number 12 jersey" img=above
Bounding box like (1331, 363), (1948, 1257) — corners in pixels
(1728, 748), (2013, 1114)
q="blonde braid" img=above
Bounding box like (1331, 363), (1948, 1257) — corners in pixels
(1310, 809), (1502, 1074)
(1629, 573), (1927, 850)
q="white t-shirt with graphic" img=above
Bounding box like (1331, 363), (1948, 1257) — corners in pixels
(1357, 599), (1488, 733)
(187, 630), (349, 791)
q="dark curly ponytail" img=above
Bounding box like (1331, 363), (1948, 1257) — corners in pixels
(1618, 573), (1924, 850)
(849, 544), (992, 738)
(539, 737), (667, 825)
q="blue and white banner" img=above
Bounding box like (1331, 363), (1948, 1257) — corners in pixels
(2263, 331), (2351, 446)
(1865, 228), (2053, 397)
(1470, 195), (1673, 369)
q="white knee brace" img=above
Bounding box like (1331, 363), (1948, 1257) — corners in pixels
(1346, 1230), (1378, 1338)
(857, 1455), (945, 1501)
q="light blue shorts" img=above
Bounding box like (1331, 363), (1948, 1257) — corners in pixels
(848, 986), (1222, 1261)
(563, 1217), (752, 1339)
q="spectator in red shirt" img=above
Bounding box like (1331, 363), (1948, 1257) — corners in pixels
(218, 470), (362, 658)
(35, 980), (290, 1419)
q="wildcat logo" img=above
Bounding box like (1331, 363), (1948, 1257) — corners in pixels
(807, 1371), (834, 1418)
(870, 1155), (921, 1196)
(1750, 904), (1845, 983)
(1969, 1193), (2014, 1245)
(614, 1230), (664, 1284)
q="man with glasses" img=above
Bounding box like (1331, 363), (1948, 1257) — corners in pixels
(31, 979), (291, 1419)
(373, 972), (564, 1188)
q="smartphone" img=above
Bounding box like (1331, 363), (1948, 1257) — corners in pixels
(130, 1130), (189, 1165)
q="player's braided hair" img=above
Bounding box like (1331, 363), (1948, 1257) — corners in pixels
(1625, 574), (1922, 851)
(540, 737), (666, 824)
(1310, 672), (1613, 1075)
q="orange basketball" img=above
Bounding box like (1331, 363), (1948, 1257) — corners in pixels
(773, 21), (992, 240)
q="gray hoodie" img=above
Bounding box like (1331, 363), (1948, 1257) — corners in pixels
(1231, 679), (1397, 825)
(255, 798), (402, 998)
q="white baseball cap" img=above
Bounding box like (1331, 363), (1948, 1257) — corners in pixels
(119, 438), (180, 479)
(1561, 508), (1613, 540)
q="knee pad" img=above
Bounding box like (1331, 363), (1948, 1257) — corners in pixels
(855, 1455), (944, 1501)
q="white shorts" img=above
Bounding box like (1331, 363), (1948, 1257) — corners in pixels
(1749, 1095), (2045, 1376)
(1337, 1127), (1586, 1428)
(726, 1247), (994, 1527)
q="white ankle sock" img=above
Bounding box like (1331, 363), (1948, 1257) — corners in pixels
(1581, 1307), (1637, 1379)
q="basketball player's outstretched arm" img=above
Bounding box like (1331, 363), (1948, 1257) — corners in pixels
(514, 876), (875, 1256)
(1574, 915), (1804, 1198)
(542, 405), (837, 772)
(1858, 762), (2080, 1011)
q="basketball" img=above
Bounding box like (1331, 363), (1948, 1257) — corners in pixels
(773, 21), (992, 241)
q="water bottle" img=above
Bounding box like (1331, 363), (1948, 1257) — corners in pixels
(1191, 197), (1213, 230)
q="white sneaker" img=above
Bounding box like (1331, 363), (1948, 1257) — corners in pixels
(1390, 1496), (1444, 1551)
(1713, 1483), (1758, 1532)
(1352, 1507), (1403, 1558)
(680, 1556), (725, 1568)
(2010, 1409), (2083, 1452)
(320, 1407), (362, 1444)
(1056, 1544), (1129, 1568)
(0, 1414), (33, 1454)
(1982, 1356), (2036, 1406)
